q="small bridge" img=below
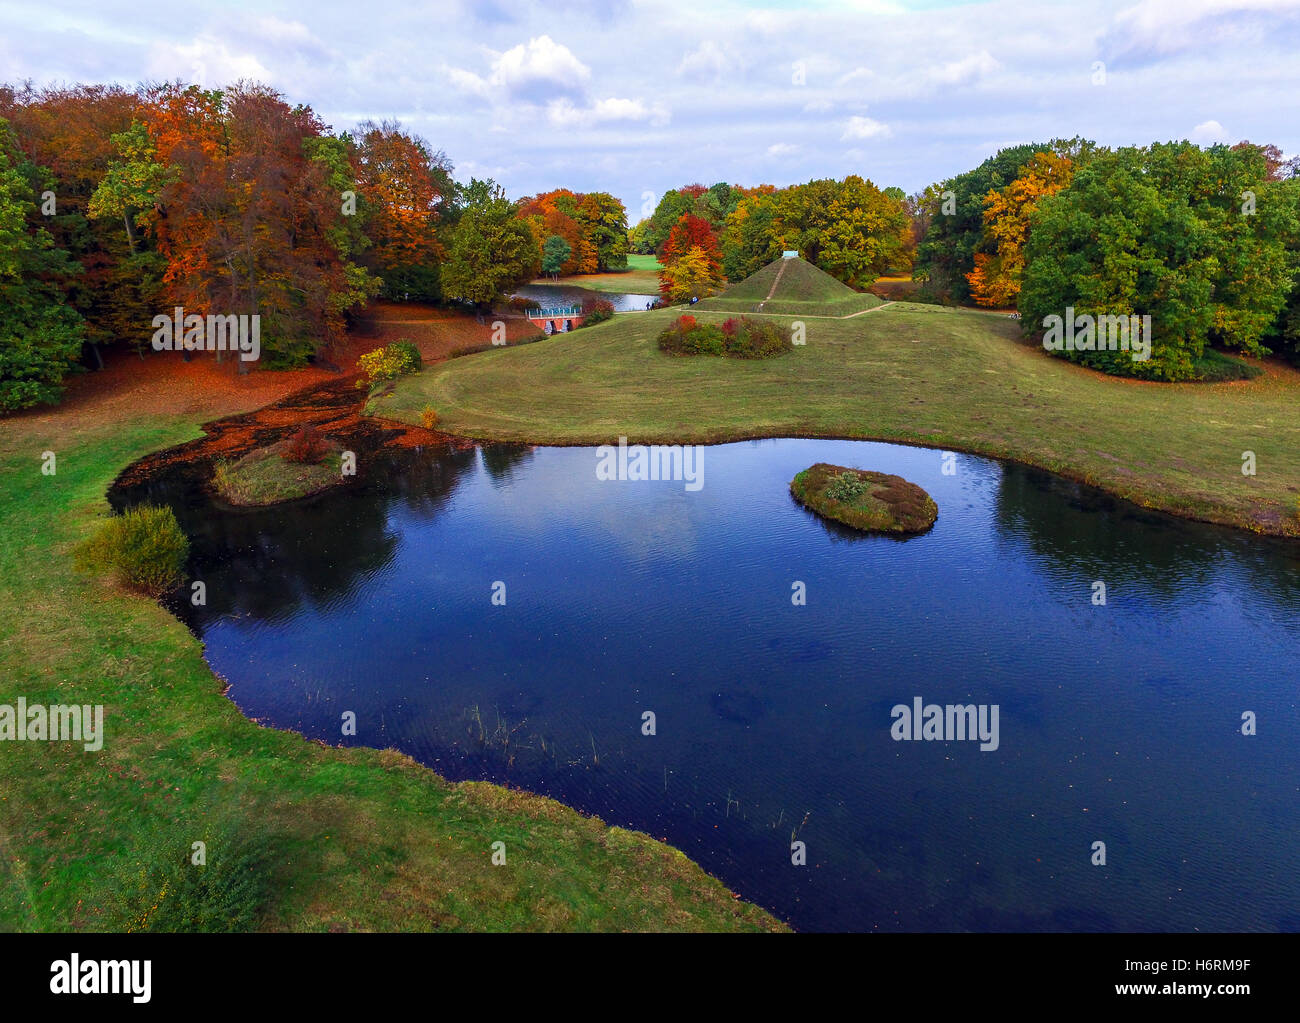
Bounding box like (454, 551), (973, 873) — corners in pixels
(526, 305), (585, 333)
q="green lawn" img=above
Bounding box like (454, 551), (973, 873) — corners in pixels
(537, 253), (662, 295)
(374, 303), (1300, 536)
(0, 415), (784, 932)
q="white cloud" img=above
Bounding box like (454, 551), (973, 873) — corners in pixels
(677, 40), (735, 81)
(1114, 0), (1300, 51)
(842, 115), (892, 140)
(148, 36), (271, 86)
(767, 142), (799, 157)
(1190, 118), (1230, 142)
(547, 96), (670, 128)
(923, 50), (1001, 87)
(447, 35), (591, 100)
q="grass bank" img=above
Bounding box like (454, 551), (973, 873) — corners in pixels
(0, 410), (784, 932)
(373, 303), (1300, 537)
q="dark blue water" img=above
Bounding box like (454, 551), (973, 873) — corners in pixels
(136, 438), (1300, 931)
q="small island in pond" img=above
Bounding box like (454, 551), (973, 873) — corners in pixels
(212, 427), (344, 507)
(790, 463), (938, 535)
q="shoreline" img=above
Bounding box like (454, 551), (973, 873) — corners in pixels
(370, 415), (1300, 542)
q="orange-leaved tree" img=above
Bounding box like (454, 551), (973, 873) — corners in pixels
(966, 150), (1074, 307)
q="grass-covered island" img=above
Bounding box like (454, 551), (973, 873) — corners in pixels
(791, 463), (938, 534)
(212, 427), (344, 506)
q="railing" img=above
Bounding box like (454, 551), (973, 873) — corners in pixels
(528, 306), (582, 319)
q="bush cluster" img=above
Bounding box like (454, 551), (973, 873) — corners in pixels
(657, 314), (791, 358)
(73, 504), (189, 596)
(357, 340), (423, 389)
(581, 298), (615, 326)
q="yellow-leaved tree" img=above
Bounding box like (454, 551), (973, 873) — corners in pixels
(966, 151), (1074, 307)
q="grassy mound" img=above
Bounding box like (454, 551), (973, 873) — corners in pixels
(699, 257), (884, 317)
(213, 444), (343, 506)
(790, 463), (937, 534)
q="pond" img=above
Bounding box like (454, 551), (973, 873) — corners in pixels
(119, 437), (1300, 932)
(514, 283), (658, 312)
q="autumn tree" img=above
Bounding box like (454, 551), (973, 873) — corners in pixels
(658, 214), (724, 299)
(659, 246), (722, 303)
(136, 82), (378, 368)
(0, 83), (159, 362)
(965, 150), (1075, 307)
(517, 188), (626, 274)
(661, 213), (722, 271)
(353, 119), (452, 301)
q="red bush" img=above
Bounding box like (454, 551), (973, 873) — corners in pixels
(283, 426), (329, 464)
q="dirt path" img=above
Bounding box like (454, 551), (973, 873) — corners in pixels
(756, 259), (792, 310)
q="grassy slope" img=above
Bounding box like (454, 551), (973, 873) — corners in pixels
(698, 258), (883, 317)
(374, 304), (1300, 536)
(0, 414), (783, 932)
(536, 254), (663, 295)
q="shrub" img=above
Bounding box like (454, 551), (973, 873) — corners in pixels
(74, 504), (189, 596)
(1192, 349), (1264, 382)
(724, 317), (790, 358)
(421, 405), (440, 429)
(658, 314), (792, 359)
(282, 425), (329, 463)
(357, 340), (422, 389)
(825, 471), (870, 502)
(388, 340), (422, 372)
(582, 298), (615, 326)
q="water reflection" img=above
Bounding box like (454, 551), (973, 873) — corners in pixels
(115, 438), (1300, 932)
(515, 283), (657, 312)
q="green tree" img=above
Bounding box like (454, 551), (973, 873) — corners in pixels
(541, 234), (572, 279)
(1019, 142), (1296, 380)
(441, 179), (540, 307)
(88, 121), (175, 254)
(0, 120), (85, 411)
(575, 191), (628, 270)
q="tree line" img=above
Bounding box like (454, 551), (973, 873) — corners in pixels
(636, 138), (1300, 380)
(912, 138), (1300, 379)
(633, 179), (912, 302)
(0, 81), (629, 411)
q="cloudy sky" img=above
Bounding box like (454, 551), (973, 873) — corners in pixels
(3, 0), (1298, 218)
